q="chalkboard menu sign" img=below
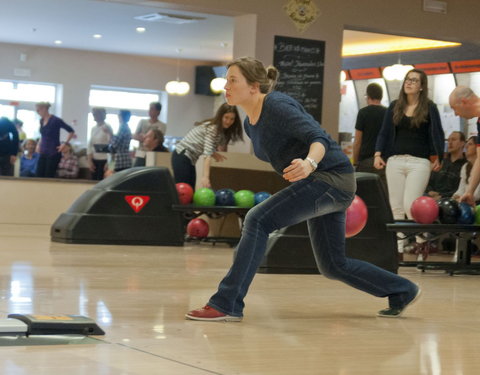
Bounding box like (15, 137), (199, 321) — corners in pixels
(273, 35), (325, 121)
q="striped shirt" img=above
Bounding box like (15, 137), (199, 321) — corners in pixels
(175, 123), (220, 164)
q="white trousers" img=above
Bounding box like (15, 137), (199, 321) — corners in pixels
(386, 155), (431, 253)
(386, 155), (431, 221)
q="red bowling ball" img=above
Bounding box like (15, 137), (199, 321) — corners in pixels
(411, 196), (439, 224)
(186, 218), (209, 238)
(345, 195), (368, 238)
(176, 183), (194, 205)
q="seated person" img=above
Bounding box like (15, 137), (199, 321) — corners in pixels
(453, 136), (480, 202)
(425, 131), (466, 200)
(20, 139), (40, 177)
(56, 142), (79, 179)
(135, 128), (168, 167)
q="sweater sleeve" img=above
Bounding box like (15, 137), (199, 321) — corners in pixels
(275, 100), (332, 152)
(59, 118), (75, 134)
(428, 103), (445, 161)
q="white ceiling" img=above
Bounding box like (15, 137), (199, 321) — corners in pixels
(0, 0), (234, 61)
(0, 0), (458, 62)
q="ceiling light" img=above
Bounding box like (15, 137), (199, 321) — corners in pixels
(165, 49), (190, 96)
(134, 12), (205, 25)
(382, 64), (414, 81)
(54, 40), (62, 45)
(136, 27), (146, 33)
(210, 77), (226, 94)
(93, 34), (102, 39)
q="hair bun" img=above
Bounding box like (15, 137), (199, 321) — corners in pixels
(266, 66), (279, 82)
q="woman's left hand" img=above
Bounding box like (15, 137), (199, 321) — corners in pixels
(212, 152), (227, 162)
(282, 158), (313, 182)
(57, 144), (66, 153)
(431, 159), (441, 172)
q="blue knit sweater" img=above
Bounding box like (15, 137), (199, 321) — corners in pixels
(244, 91), (353, 175)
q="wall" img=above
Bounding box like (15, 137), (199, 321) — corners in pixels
(0, 177), (95, 225)
(0, 41), (218, 144)
(164, 0), (480, 140)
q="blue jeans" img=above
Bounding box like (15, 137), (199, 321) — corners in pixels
(208, 177), (417, 317)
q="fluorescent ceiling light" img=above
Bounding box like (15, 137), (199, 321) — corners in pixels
(342, 31), (461, 57)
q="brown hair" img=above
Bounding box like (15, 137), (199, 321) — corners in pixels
(196, 103), (243, 144)
(393, 69), (430, 128)
(227, 57), (279, 94)
(147, 127), (165, 145)
(466, 136), (477, 183)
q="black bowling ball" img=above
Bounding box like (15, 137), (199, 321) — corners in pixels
(437, 198), (460, 224)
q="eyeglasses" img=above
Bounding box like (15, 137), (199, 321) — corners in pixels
(405, 78), (420, 84)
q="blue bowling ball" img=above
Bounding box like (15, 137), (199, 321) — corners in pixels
(457, 202), (475, 224)
(254, 191), (271, 205)
(215, 188), (235, 206)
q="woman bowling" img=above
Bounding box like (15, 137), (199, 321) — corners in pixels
(185, 57), (421, 322)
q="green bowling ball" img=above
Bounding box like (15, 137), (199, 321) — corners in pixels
(475, 205), (480, 224)
(234, 190), (255, 208)
(193, 187), (216, 206)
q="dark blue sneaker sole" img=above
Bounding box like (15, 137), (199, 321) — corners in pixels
(377, 287), (422, 318)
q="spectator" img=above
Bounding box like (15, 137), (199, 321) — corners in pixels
(453, 136), (480, 202)
(172, 103), (242, 189)
(0, 117), (19, 176)
(353, 83), (387, 188)
(56, 142), (79, 179)
(143, 128), (168, 153)
(87, 107), (113, 180)
(133, 102), (167, 167)
(35, 101), (75, 178)
(374, 69), (445, 258)
(13, 119), (26, 146)
(449, 87), (480, 206)
(425, 131), (466, 200)
(109, 109), (132, 173)
(20, 139), (39, 177)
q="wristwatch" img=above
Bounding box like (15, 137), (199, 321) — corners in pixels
(305, 157), (318, 172)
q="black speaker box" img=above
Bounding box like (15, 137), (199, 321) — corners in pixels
(51, 167), (184, 246)
(258, 172), (398, 274)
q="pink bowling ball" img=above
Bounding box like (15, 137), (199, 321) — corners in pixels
(411, 196), (439, 224)
(346, 195), (368, 238)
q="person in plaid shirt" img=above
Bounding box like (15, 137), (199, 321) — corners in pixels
(109, 110), (132, 172)
(56, 142), (79, 179)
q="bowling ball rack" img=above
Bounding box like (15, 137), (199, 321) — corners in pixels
(172, 204), (250, 246)
(387, 221), (480, 275)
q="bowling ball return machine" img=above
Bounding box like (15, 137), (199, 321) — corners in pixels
(172, 204), (249, 246)
(51, 167), (184, 246)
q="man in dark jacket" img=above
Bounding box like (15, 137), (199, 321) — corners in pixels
(0, 117), (19, 176)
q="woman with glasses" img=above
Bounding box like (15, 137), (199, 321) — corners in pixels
(374, 69), (445, 258)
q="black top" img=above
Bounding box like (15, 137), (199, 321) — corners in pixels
(426, 154), (466, 198)
(393, 115), (431, 159)
(355, 105), (387, 161)
(0, 117), (19, 156)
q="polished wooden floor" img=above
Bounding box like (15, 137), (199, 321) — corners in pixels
(1, 224), (479, 375)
